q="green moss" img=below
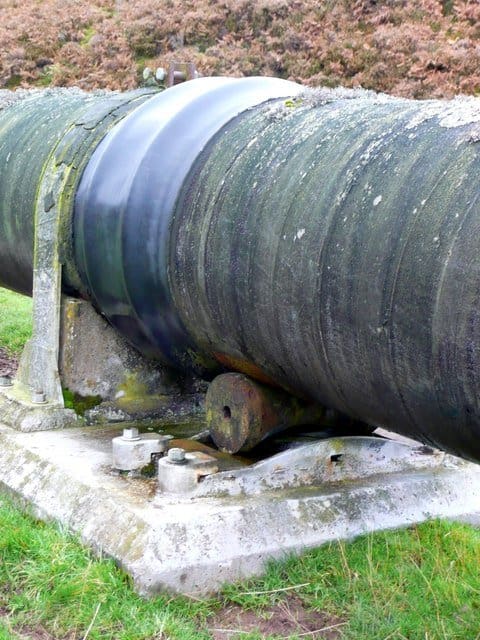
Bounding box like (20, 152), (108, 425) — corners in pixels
(62, 388), (102, 416)
(308, 59), (324, 75)
(224, 13), (238, 33)
(135, 56), (154, 84)
(440, 0), (455, 16)
(80, 25), (96, 47)
(5, 75), (21, 89)
(188, 34), (216, 53)
(116, 372), (148, 401)
(35, 66), (53, 87)
(284, 97), (303, 109)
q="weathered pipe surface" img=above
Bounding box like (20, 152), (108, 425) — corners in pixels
(0, 87), (157, 296)
(2, 79), (480, 462)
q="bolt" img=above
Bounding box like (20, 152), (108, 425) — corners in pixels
(167, 447), (187, 464)
(122, 427), (140, 441)
(173, 70), (187, 84)
(31, 390), (46, 404)
(0, 375), (12, 387)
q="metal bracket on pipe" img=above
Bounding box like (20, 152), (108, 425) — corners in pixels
(166, 61), (199, 87)
(0, 143), (79, 430)
(15, 157), (66, 407)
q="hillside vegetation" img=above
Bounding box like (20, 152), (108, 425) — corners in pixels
(1, 0), (480, 98)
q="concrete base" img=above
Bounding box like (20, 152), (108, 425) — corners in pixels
(0, 382), (78, 431)
(0, 422), (479, 596)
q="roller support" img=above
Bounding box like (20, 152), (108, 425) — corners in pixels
(205, 372), (358, 453)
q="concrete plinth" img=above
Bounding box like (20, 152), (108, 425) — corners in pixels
(0, 296), (206, 432)
(0, 423), (479, 596)
(59, 297), (178, 402)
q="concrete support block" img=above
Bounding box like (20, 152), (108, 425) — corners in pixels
(112, 429), (173, 471)
(59, 297), (206, 424)
(59, 297), (177, 401)
(157, 449), (219, 494)
(0, 385), (77, 432)
(0, 423), (479, 595)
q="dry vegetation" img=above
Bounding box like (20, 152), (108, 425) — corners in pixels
(1, 0), (480, 98)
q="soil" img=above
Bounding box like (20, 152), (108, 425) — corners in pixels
(0, 596), (344, 640)
(0, 348), (17, 376)
(0, 607), (58, 640)
(1, 1), (480, 99)
(14, 625), (64, 640)
(208, 594), (345, 639)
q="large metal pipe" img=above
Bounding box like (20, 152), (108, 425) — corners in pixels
(2, 79), (480, 462)
(0, 87), (158, 295)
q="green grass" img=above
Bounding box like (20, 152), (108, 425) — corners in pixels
(80, 24), (97, 47)
(0, 292), (479, 639)
(62, 388), (102, 416)
(0, 490), (479, 640)
(0, 289), (32, 355)
(0, 495), (210, 640)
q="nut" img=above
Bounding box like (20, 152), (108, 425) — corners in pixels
(31, 390), (46, 404)
(155, 67), (166, 81)
(0, 375), (12, 387)
(167, 447), (187, 464)
(122, 427), (140, 441)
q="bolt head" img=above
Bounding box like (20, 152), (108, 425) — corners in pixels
(167, 447), (186, 464)
(122, 427), (140, 441)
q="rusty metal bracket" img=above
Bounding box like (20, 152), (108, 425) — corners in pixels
(166, 61), (199, 87)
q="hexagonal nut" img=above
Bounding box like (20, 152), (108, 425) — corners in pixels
(31, 390), (47, 404)
(167, 447), (186, 464)
(122, 427), (140, 441)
